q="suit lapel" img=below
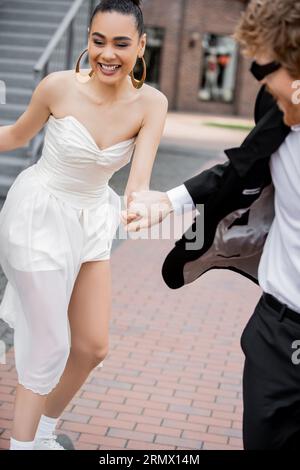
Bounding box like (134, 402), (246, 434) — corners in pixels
(224, 105), (291, 177)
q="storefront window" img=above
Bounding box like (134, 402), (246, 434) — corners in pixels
(134, 26), (165, 89)
(199, 33), (238, 103)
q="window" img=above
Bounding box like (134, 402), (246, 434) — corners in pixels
(199, 33), (238, 103)
(135, 26), (165, 89)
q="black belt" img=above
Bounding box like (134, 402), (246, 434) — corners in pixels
(263, 293), (300, 324)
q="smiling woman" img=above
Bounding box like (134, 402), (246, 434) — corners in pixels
(87, 0), (147, 89)
(91, 29), (132, 77)
(0, 0), (168, 452)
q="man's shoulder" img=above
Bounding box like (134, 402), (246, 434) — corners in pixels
(254, 85), (277, 124)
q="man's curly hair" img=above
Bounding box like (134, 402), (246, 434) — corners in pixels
(234, 0), (300, 78)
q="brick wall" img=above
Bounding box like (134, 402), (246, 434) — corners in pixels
(142, 0), (183, 109)
(143, 0), (259, 117)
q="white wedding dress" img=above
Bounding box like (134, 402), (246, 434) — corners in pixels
(0, 114), (135, 394)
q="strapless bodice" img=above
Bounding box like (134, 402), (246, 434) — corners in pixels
(34, 115), (136, 209)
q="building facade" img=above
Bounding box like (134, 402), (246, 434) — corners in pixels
(140, 0), (259, 117)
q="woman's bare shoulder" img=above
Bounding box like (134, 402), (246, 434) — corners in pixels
(41, 70), (74, 109)
(141, 83), (168, 105)
(139, 84), (168, 117)
(44, 69), (71, 84)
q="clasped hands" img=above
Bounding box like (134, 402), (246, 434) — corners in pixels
(121, 190), (174, 232)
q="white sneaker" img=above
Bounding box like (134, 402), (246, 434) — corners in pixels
(34, 434), (65, 450)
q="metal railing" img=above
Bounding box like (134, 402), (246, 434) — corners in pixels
(27, 0), (98, 166)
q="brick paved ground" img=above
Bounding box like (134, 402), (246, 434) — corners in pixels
(0, 216), (261, 451)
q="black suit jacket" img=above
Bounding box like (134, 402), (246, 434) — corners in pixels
(162, 86), (291, 289)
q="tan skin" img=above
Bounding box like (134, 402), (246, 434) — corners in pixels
(2, 11), (168, 442)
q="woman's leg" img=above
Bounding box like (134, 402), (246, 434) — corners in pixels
(12, 385), (47, 442)
(44, 260), (111, 418)
(11, 268), (70, 441)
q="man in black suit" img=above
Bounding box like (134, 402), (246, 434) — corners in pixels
(123, 0), (300, 450)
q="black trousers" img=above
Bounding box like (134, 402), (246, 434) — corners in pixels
(241, 293), (300, 449)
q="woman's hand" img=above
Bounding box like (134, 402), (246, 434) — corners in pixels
(121, 191), (142, 226)
(121, 190), (174, 231)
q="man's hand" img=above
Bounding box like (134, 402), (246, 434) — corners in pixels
(121, 190), (174, 232)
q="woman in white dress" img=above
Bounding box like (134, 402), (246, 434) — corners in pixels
(0, 0), (168, 450)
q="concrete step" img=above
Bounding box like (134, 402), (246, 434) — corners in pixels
(0, 72), (34, 90)
(8, 0), (72, 2)
(0, 102), (27, 120)
(0, 128), (31, 156)
(8, 0), (71, 13)
(0, 20), (57, 35)
(0, 117), (30, 160)
(0, 19), (88, 36)
(5, 87), (32, 105)
(0, 145), (31, 158)
(0, 31), (87, 48)
(1, 8), (67, 23)
(0, 174), (18, 198)
(0, 119), (39, 159)
(0, 118), (13, 126)
(0, 154), (28, 177)
(0, 45), (45, 61)
(0, 32), (50, 48)
(0, 58), (39, 74)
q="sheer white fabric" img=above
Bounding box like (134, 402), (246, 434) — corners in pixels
(0, 114), (135, 394)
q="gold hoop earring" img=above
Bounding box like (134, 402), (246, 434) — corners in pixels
(130, 56), (147, 89)
(75, 48), (94, 84)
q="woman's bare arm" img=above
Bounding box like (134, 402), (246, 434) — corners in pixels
(0, 125), (23, 153)
(124, 88), (168, 203)
(0, 72), (60, 153)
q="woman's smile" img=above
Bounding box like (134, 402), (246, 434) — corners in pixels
(97, 62), (122, 76)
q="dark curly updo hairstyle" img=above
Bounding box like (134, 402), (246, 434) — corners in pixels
(89, 0), (144, 37)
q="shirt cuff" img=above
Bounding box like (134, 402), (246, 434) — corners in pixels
(166, 185), (196, 215)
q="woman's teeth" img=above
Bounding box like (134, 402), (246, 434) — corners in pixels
(98, 63), (121, 71)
